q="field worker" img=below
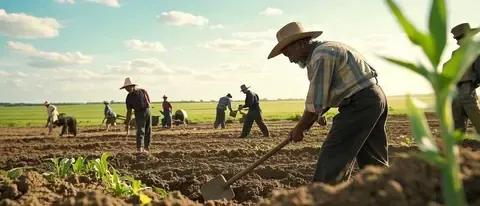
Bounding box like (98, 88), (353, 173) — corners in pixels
(214, 93), (233, 129)
(268, 22), (388, 183)
(102, 101), (117, 131)
(120, 77), (152, 153)
(238, 84), (269, 138)
(449, 23), (480, 133)
(173, 109), (189, 126)
(44, 101), (59, 135)
(162, 95), (173, 128)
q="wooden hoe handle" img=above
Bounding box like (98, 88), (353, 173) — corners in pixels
(225, 137), (291, 186)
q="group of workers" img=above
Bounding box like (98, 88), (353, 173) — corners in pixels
(43, 21), (480, 184)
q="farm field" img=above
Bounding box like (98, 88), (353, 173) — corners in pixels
(0, 95), (434, 127)
(1, 113), (480, 205)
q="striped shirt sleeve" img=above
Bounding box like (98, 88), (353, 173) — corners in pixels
(305, 49), (336, 113)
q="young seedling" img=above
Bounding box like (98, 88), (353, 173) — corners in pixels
(384, 0), (480, 205)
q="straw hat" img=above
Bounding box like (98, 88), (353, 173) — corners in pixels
(119, 77), (137, 89)
(268, 22), (323, 59)
(451, 23), (479, 39)
(240, 84), (250, 92)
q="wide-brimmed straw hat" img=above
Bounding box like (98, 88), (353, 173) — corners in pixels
(451, 23), (480, 39)
(120, 77), (137, 89)
(240, 84), (250, 92)
(268, 22), (323, 59)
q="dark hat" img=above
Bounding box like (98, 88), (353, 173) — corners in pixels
(227, 93), (232, 98)
(451, 23), (479, 39)
(240, 84), (250, 92)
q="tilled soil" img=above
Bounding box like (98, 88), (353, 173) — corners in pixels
(0, 114), (479, 205)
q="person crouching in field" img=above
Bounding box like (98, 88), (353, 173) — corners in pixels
(53, 113), (77, 137)
(268, 22), (389, 183)
(214, 93), (233, 129)
(44, 101), (59, 135)
(102, 101), (117, 131)
(121, 77), (152, 154)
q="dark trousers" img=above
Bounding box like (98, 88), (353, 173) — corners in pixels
(135, 108), (152, 150)
(240, 109), (269, 137)
(452, 82), (480, 133)
(214, 108), (226, 129)
(163, 110), (172, 128)
(313, 84), (389, 183)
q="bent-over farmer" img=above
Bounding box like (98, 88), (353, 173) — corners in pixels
(121, 77), (152, 153)
(268, 22), (389, 183)
(44, 101), (59, 135)
(214, 93), (233, 129)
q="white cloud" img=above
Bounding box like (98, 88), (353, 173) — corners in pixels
(232, 29), (276, 40)
(259, 7), (283, 16)
(158, 11), (209, 26)
(124, 39), (167, 52)
(55, 0), (75, 4)
(87, 0), (120, 7)
(0, 9), (61, 39)
(0, 70), (10, 77)
(108, 58), (173, 75)
(200, 39), (264, 52)
(209, 24), (225, 29)
(55, 0), (120, 7)
(7, 41), (93, 68)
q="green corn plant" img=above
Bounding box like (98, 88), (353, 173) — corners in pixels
(108, 169), (131, 197)
(72, 156), (87, 175)
(48, 157), (75, 178)
(128, 177), (152, 205)
(0, 168), (23, 181)
(90, 152), (112, 181)
(384, 0), (480, 205)
(153, 186), (168, 199)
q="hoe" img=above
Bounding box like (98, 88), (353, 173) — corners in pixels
(200, 137), (290, 201)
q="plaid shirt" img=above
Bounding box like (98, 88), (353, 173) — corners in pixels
(305, 41), (377, 113)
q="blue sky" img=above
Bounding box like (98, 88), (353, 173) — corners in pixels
(0, 0), (478, 103)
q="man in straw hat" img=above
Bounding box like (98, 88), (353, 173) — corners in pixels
(162, 95), (173, 128)
(214, 93), (233, 129)
(44, 101), (59, 135)
(449, 23), (480, 133)
(238, 84), (269, 138)
(120, 77), (152, 153)
(268, 22), (388, 183)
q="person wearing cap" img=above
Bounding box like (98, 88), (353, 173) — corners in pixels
(102, 101), (117, 131)
(449, 23), (480, 133)
(268, 22), (388, 183)
(238, 85), (269, 138)
(162, 95), (173, 128)
(44, 101), (59, 135)
(214, 93), (234, 129)
(120, 77), (152, 153)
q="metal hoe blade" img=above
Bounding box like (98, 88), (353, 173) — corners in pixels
(200, 175), (235, 201)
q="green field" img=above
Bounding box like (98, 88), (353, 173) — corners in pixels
(0, 95), (434, 127)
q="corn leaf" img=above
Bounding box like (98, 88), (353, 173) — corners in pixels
(406, 96), (444, 166)
(139, 193), (152, 205)
(382, 57), (430, 79)
(6, 168), (23, 180)
(428, 0), (447, 67)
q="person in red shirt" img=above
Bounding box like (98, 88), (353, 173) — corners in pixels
(162, 95), (173, 128)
